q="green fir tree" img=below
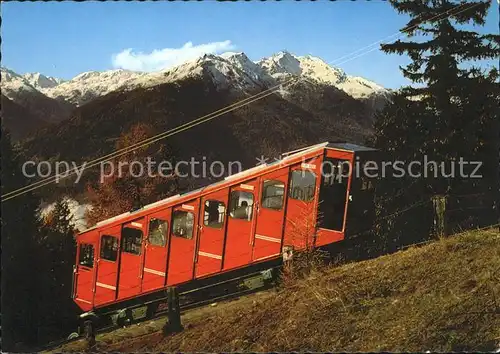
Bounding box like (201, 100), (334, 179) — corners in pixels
(372, 0), (499, 248)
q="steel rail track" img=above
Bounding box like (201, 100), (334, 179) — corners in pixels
(39, 267), (280, 352)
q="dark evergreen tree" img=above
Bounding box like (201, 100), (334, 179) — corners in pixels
(1, 127), (41, 350)
(369, 95), (434, 251)
(36, 199), (78, 344)
(372, 0), (499, 247)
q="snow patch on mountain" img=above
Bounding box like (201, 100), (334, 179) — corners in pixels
(338, 76), (387, 98)
(40, 198), (92, 232)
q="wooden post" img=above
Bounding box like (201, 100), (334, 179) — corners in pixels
(432, 195), (447, 238)
(164, 287), (182, 335)
(282, 246), (293, 275)
(83, 320), (96, 350)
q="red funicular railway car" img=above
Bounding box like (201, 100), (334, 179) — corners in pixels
(72, 142), (378, 326)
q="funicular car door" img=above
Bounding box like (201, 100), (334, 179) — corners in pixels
(167, 200), (199, 286)
(195, 188), (228, 278)
(316, 149), (354, 246)
(118, 218), (146, 300)
(94, 225), (120, 306)
(74, 231), (98, 311)
(252, 167), (289, 261)
(223, 179), (259, 270)
(283, 156), (323, 251)
(142, 208), (171, 293)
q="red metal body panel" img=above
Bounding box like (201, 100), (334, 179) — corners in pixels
(166, 201), (199, 285)
(74, 231), (97, 311)
(142, 209), (171, 292)
(94, 225), (120, 306)
(283, 156), (323, 250)
(195, 189), (228, 278)
(223, 179), (259, 270)
(252, 167), (289, 261)
(117, 218), (145, 300)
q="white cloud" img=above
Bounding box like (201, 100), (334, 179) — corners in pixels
(111, 40), (235, 72)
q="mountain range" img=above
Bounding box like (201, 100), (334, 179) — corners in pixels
(2, 51), (388, 107)
(3, 50), (391, 207)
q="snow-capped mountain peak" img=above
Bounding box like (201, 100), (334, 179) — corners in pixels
(43, 69), (146, 105)
(72, 70), (101, 81)
(22, 72), (64, 90)
(258, 52), (344, 85)
(219, 52), (272, 83)
(2, 67), (26, 81)
(72, 69), (137, 81)
(135, 52), (273, 94)
(296, 54), (347, 85)
(1, 67), (39, 100)
(257, 52), (387, 98)
(258, 51), (302, 78)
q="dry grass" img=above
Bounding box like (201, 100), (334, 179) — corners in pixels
(54, 228), (500, 353)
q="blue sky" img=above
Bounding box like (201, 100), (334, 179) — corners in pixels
(2, 1), (498, 89)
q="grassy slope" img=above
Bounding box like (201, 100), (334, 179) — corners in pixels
(58, 228), (500, 352)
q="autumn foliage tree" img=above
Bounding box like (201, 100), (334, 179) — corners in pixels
(85, 123), (179, 225)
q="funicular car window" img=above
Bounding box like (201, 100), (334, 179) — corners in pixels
(148, 218), (168, 247)
(323, 159), (351, 187)
(79, 243), (94, 268)
(289, 170), (316, 202)
(204, 200), (226, 228)
(121, 227), (143, 255)
(172, 210), (194, 239)
(229, 191), (254, 221)
(100, 235), (118, 261)
(261, 180), (285, 210)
